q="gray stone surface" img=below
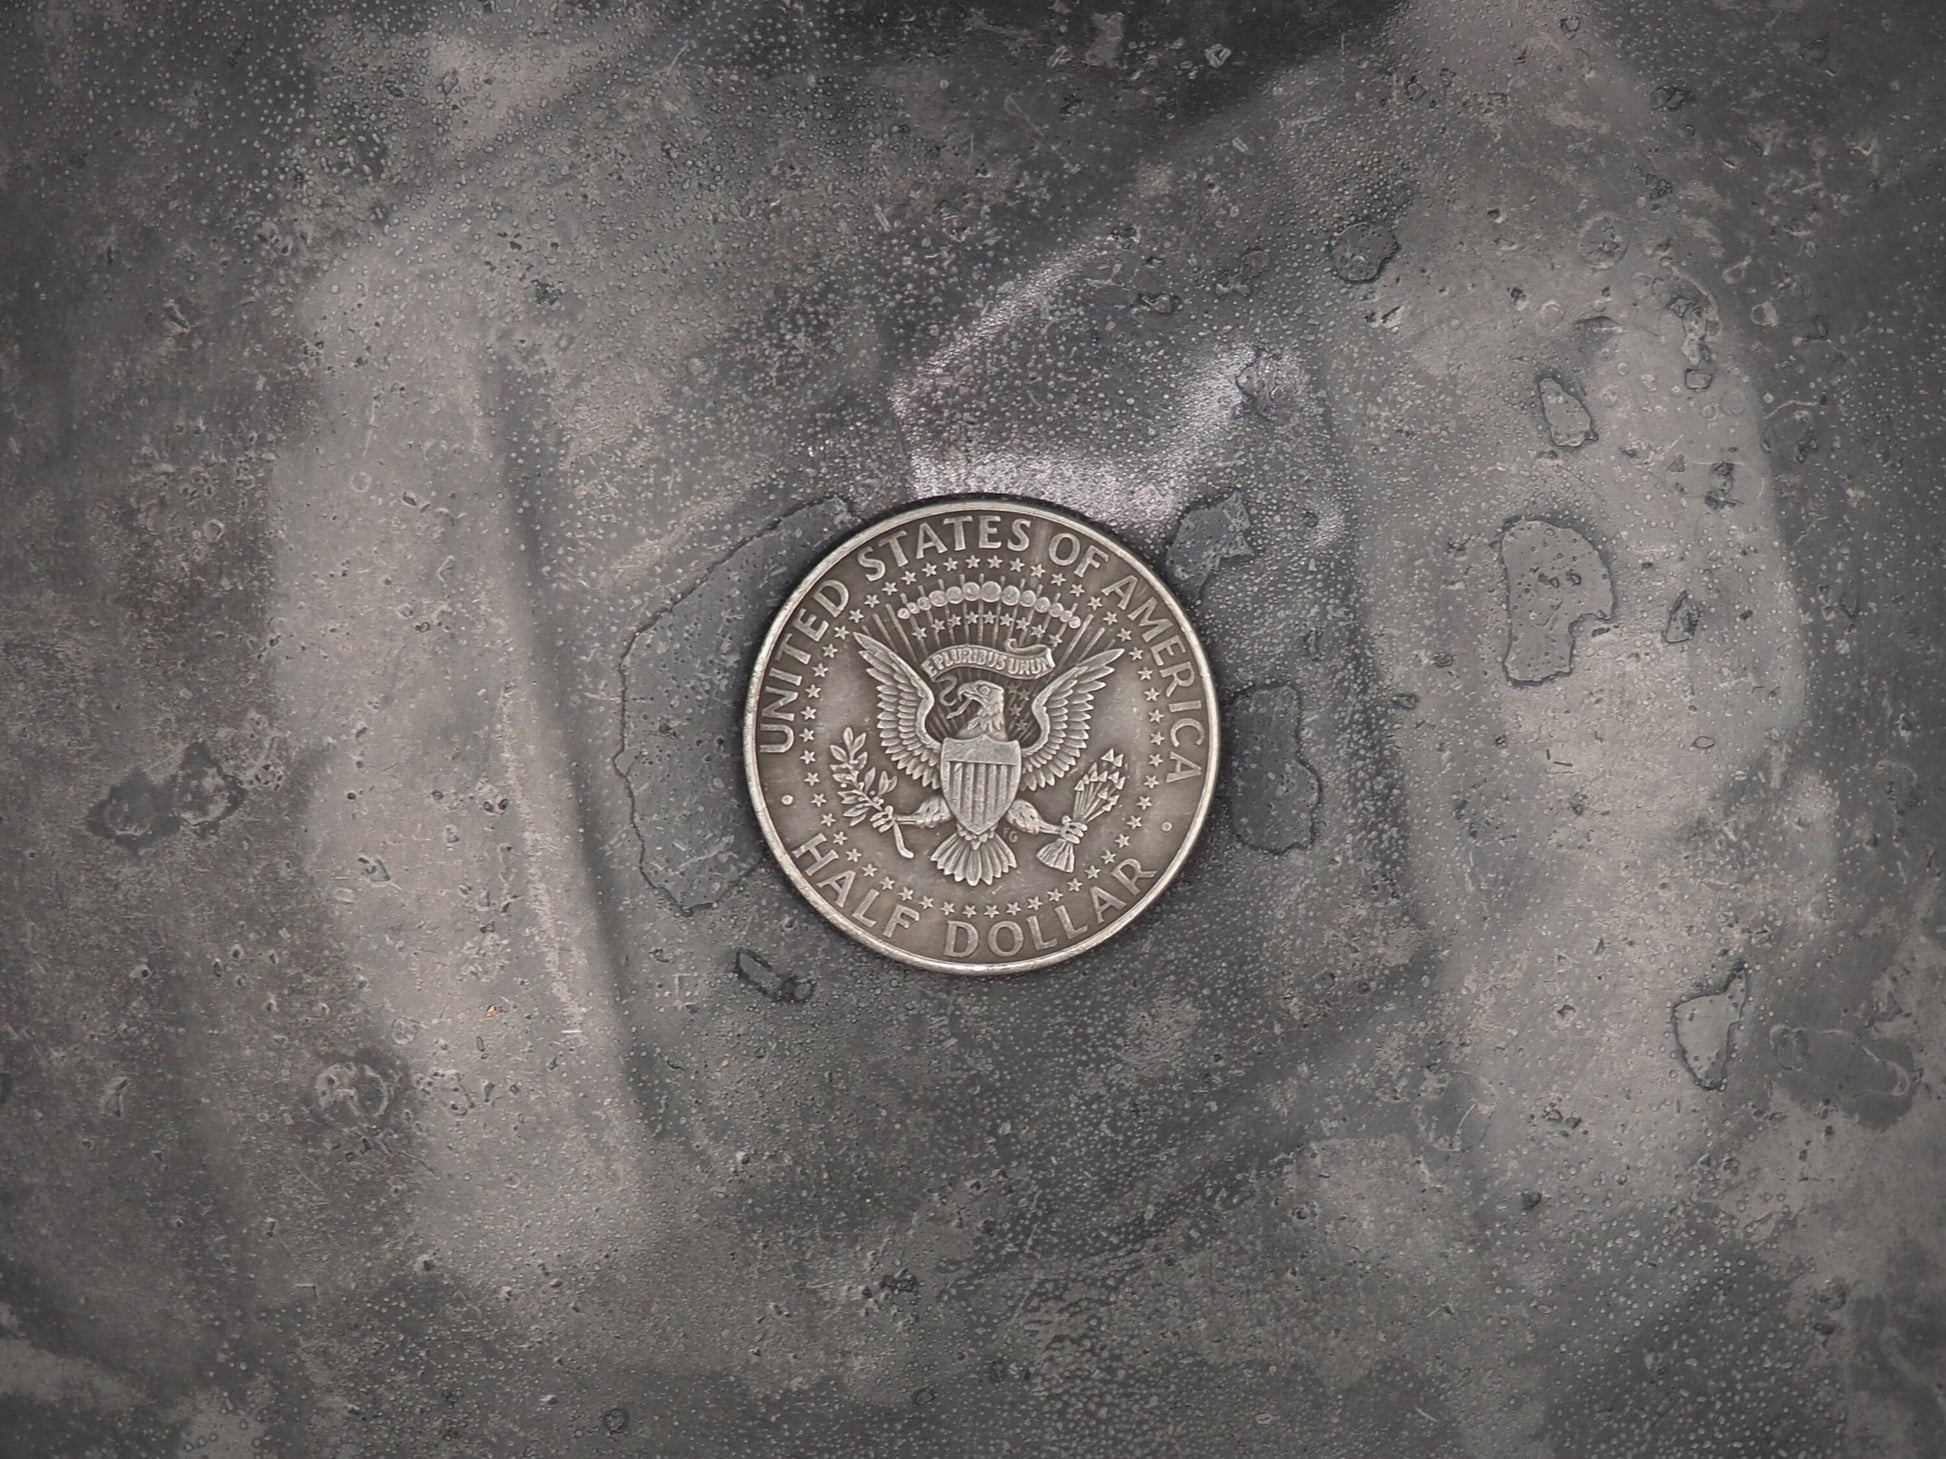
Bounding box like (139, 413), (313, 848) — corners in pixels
(5, 1), (1946, 1456)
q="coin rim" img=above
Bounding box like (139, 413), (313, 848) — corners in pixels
(742, 496), (1221, 976)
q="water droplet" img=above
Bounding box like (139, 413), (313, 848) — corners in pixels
(1234, 349), (1311, 427)
(735, 949), (815, 1005)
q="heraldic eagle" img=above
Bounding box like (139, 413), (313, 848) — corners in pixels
(853, 634), (1123, 887)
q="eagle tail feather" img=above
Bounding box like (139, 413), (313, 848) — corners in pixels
(931, 828), (1015, 887)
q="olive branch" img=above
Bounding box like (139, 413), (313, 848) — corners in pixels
(830, 728), (913, 859)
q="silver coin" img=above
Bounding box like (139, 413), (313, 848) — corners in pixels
(744, 499), (1219, 975)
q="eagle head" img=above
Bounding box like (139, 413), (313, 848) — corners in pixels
(957, 680), (1008, 737)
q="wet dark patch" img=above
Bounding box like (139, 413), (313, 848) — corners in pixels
(1705, 461), (1741, 509)
(1536, 372), (1596, 449)
(1326, 219), (1398, 283)
(86, 741), (244, 849)
(1233, 347), (1316, 428)
(1224, 684), (1320, 853)
(1851, 1248), (1946, 1456)
(615, 498), (856, 912)
(310, 1048), (404, 1129)
(168, 743), (245, 830)
(1500, 519), (1613, 685)
(1164, 494), (1254, 600)
(1673, 967), (1748, 1090)
(1577, 213), (1629, 269)
(1229, 350), (1323, 433)
(1576, 313), (1625, 351)
(85, 767), (175, 849)
(1209, 243), (1271, 299)
(1772, 1025), (1917, 1129)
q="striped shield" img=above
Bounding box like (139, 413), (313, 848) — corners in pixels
(940, 735), (1022, 837)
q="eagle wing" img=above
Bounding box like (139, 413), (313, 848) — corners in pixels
(853, 634), (941, 789)
(1021, 648), (1124, 790)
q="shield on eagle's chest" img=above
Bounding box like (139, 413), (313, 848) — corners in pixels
(939, 736), (1022, 837)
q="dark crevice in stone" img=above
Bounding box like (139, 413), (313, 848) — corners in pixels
(1664, 589), (1702, 644)
(735, 949), (815, 1005)
(615, 498), (856, 913)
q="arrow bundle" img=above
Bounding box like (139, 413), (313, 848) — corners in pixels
(1036, 749), (1128, 871)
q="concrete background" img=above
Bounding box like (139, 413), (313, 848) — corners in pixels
(3, 0), (1944, 1454)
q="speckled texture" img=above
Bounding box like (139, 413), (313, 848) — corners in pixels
(4, 0), (1945, 1454)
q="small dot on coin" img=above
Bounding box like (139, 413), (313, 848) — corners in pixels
(781, 795), (794, 806)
